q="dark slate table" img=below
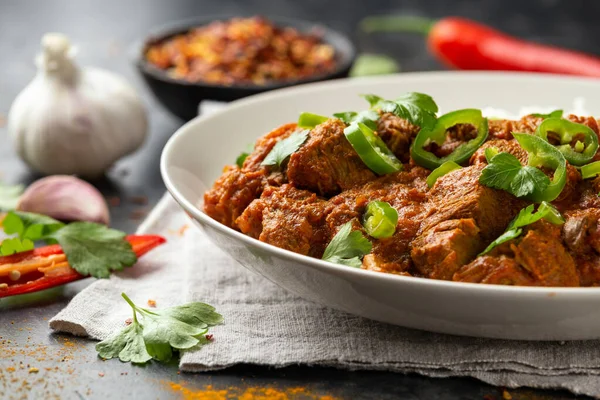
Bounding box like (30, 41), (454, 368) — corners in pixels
(0, 1), (596, 398)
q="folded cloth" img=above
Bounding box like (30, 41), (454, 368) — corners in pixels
(50, 193), (600, 397)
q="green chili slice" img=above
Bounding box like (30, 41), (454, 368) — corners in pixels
(411, 109), (489, 170)
(535, 117), (599, 166)
(581, 161), (600, 179)
(362, 201), (399, 239)
(512, 133), (567, 202)
(298, 112), (329, 129)
(344, 122), (402, 175)
(426, 161), (462, 188)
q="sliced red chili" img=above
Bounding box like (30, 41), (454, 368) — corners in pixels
(0, 234), (166, 298)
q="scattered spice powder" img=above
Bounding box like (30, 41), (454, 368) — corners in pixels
(28, 367), (39, 373)
(147, 299), (157, 308)
(165, 382), (338, 400)
(178, 224), (189, 236)
(124, 318), (133, 326)
(98, 372), (105, 377)
(205, 334), (213, 341)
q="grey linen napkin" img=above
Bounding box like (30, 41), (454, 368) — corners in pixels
(49, 193), (600, 397)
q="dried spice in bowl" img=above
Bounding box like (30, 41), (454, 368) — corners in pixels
(144, 16), (337, 86)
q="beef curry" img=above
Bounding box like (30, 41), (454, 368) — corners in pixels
(204, 92), (600, 287)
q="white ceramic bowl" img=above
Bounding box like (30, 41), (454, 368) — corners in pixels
(161, 71), (600, 341)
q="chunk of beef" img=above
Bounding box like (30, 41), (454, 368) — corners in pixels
(203, 123), (298, 228)
(411, 165), (525, 280)
(237, 184), (332, 257)
(412, 218), (481, 279)
(287, 119), (376, 197)
(376, 113), (420, 162)
(563, 209), (600, 286)
(453, 256), (536, 286)
(203, 167), (266, 228)
(326, 169), (429, 274)
(470, 139), (528, 165)
(454, 221), (579, 286)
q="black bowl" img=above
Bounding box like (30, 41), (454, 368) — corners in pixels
(134, 16), (357, 121)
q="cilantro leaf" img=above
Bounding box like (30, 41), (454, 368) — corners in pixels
(362, 92), (438, 130)
(531, 110), (563, 119)
(96, 321), (152, 364)
(479, 153), (522, 190)
(96, 293), (223, 365)
(479, 152), (550, 198)
(0, 183), (24, 211)
(510, 166), (550, 198)
(480, 228), (523, 256)
(3, 211), (64, 241)
(322, 221), (372, 268)
(0, 237), (34, 256)
(480, 202), (564, 255)
(46, 222), (137, 278)
(349, 53), (400, 77)
(261, 130), (309, 169)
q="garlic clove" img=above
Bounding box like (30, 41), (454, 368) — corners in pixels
(16, 175), (110, 225)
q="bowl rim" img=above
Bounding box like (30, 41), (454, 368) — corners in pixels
(161, 70), (600, 296)
(132, 14), (357, 90)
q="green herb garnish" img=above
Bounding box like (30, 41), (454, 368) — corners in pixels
(362, 92), (438, 130)
(480, 202), (564, 255)
(0, 211), (137, 278)
(96, 293), (222, 364)
(322, 221), (372, 268)
(479, 152), (550, 198)
(261, 130), (309, 169)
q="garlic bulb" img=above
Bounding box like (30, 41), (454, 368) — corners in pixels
(8, 33), (148, 178)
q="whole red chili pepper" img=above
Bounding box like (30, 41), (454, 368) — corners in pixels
(360, 16), (600, 77)
(0, 234), (166, 298)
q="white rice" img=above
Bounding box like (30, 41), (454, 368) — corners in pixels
(480, 97), (589, 120)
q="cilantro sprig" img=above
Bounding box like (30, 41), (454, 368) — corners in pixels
(362, 92), (438, 130)
(479, 152), (550, 198)
(480, 202), (564, 255)
(322, 221), (372, 268)
(0, 211), (137, 278)
(261, 130), (309, 169)
(96, 293), (222, 364)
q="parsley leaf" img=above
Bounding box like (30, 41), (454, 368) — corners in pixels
(479, 152), (550, 198)
(531, 110), (563, 119)
(480, 202), (564, 255)
(46, 222), (137, 278)
(322, 221), (372, 268)
(362, 92), (438, 130)
(261, 130), (309, 169)
(96, 293), (223, 364)
(0, 183), (24, 211)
